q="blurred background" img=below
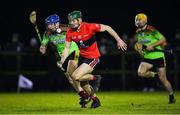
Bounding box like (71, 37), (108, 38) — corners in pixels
(0, 0), (180, 92)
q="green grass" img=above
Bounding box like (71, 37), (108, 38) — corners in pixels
(0, 91), (179, 114)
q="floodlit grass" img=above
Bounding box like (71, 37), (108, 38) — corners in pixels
(0, 91), (179, 114)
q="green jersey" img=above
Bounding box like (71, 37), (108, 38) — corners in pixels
(41, 31), (79, 57)
(135, 25), (165, 59)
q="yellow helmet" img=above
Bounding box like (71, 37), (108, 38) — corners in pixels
(135, 13), (147, 23)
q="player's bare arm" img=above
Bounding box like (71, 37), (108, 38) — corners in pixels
(100, 24), (127, 51)
(146, 38), (166, 51)
(60, 41), (71, 64)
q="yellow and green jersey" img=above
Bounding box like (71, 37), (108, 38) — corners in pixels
(135, 25), (165, 59)
(41, 31), (79, 58)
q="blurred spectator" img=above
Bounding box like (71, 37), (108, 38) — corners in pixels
(2, 33), (25, 71)
(173, 29), (180, 51)
(5, 33), (25, 52)
(98, 35), (116, 55)
(128, 36), (137, 50)
(122, 33), (136, 51)
(27, 37), (39, 54)
(122, 33), (128, 43)
(22, 37), (42, 70)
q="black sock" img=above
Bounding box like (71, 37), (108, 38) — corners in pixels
(169, 94), (174, 99)
(78, 91), (85, 97)
(78, 91), (88, 99)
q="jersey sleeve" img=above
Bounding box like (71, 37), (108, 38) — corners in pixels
(41, 33), (49, 46)
(89, 23), (101, 32)
(153, 29), (165, 40)
(66, 30), (72, 42)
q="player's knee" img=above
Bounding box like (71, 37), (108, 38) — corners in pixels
(81, 81), (88, 87)
(72, 73), (80, 81)
(138, 71), (146, 77)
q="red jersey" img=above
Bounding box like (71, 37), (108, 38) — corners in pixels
(66, 22), (101, 59)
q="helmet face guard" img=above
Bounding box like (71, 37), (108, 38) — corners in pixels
(45, 14), (61, 33)
(45, 14), (60, 25)
(68, 11), (82, 29)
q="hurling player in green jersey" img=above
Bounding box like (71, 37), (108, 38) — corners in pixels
(40, 14), (101, 108)
(134, 13), (175, 104)
(40, 14), (80, 91)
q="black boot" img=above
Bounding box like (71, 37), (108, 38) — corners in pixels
(78, 91), (91, 108)
(169, 94), (176, 104)
(91, 97), (101, 108)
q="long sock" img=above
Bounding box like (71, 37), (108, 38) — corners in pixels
(92, 75), (96, 81)
(78, 91), (88, 99)
(169, 94), (175, 102)
(169, 92), (174, 95)
(81, 81), (95, 96)
(91, 96), (99, 101)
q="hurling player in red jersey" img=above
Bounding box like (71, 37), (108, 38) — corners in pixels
(60, 10), (127, 108)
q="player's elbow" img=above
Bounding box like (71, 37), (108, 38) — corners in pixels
(161, 38), (167, 48)
(105, 25), (112, 31)
(101, 24), (112, 32)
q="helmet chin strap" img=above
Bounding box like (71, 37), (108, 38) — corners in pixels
(72, 24), (80, 31)
(139, 23), (147, 30)
(47, 28), (62, 35)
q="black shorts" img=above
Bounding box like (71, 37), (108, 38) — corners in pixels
(78, 56), (100, 69)
(62, 51), (76, 72)
(141, 57), (166, 68)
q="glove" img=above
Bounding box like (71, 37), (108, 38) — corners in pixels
(40, 45), (46, 54)
(57, 61), (65, 71)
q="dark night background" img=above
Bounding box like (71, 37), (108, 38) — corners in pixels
(0, 0), (180, 92)
(0, 0), (179, 45)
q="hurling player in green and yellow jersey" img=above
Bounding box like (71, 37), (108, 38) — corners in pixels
(134, 13), (176, 104)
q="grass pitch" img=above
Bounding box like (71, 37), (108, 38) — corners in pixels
(0, 91), (179, 114)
